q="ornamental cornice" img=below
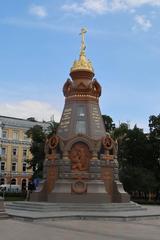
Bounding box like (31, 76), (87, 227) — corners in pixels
(63, 78), (101, 98)
(0, 138), (31, 146)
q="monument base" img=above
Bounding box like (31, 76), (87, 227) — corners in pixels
(48, 179), (111, 203)
(112, 181), (130, 203)
(30, 180), (48, 202)
(30, 179), (130, 203)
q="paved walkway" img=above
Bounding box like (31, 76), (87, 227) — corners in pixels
(1, 218), (160, 240)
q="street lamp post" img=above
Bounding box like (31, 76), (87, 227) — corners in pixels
(0, 122), (5, 179)
(0, 121), (5, 200)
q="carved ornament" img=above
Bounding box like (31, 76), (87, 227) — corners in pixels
(72, 180), (87, 194)
(63, 78), (101, 98)
(48, 135), (59, 149)
(102, 136), (114, 150)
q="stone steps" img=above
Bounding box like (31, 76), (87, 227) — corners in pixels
(0, 209), (9, 219)
(0, 213), (9, 219)
(5, 201), (144, 213)
(6, 201), (137, 207)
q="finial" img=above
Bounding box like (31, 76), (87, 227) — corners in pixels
(80, 27), (87, 56)
(70, 27), (94, 73)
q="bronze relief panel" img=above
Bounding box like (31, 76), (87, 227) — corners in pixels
(69, 142), (91, 172)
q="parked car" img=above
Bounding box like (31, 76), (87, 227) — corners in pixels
(0, 184), (21, 193)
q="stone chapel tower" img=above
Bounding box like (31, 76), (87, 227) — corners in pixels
(31, 28), (130, 203)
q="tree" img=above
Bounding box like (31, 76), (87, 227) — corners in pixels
(26, 120), (59, 178)
(26, 125), (46, 178)
(101, 114), (160, 198)
(149, 114), (160, 138)
(27, 117), (37, 122)
(120, 167), (158, 195)
(112, 122), (129, 173)
(113, 122), (129, 140)
(102, 115), (115, 133)
(148, 114), (160, 189)
(119, 126), (148, 168)
(47, 121), (59, 138)
(149, 114), (160, 165)
(118, 125), (159, 196)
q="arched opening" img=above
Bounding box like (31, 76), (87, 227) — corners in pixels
(11, 178), (16, 185)
(22, 179), (27, 191)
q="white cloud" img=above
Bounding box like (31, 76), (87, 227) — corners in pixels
(0, 100), (61, 122)
(62, 3), (88, 14)
(62, 0), (108, 14)
(134, 15), (152, 31)
(62, 0), (160, 14)
(112, 0), (160, 9)
(29, 4), (47, 18)
(83, 0), (108, 14)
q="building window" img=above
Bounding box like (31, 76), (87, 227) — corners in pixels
(11, 179), (16, 185)
(75, 120), (86, 134)
(12, 148), (17, 156)
(22, 163), (27, 172)
(1, 147), (6, 156)
(12, 162), (17, 172)
(2, 130), (7, 139)
(13, 131), (18, 140)
(0, 178), (5, 185)
(23, 149), (27, 157)
(1, 162), (5, 171)
(77, 106), (85, 117)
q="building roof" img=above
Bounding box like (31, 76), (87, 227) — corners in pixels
(0, 115), (49, 130)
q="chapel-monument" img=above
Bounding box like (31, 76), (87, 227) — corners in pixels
(31, 28), (130, 203)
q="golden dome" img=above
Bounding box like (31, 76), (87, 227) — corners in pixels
(70, 28), (94, 73)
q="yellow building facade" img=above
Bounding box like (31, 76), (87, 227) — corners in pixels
(0, 116), (48, 190)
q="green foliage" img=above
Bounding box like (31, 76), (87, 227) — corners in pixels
(119, 126), (148, 168)
(26, 120), (59, 179)
(27, 117), (37, 122)
(148, 114), (160, 175)
(26, 125), (46, 142)
(120, 167), (158, 193)
(113, 122), (128, 140)
(107, 114), (160, 196)
(102, 115), (115, 133)
(47, 121), (59, 137)
(149, 114), (160, 138)
(26, 125), (46, 178)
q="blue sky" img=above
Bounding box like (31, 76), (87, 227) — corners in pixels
(0, 0), (160, 132)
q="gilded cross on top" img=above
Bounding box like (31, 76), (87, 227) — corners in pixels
(80, 27), (87, 54)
